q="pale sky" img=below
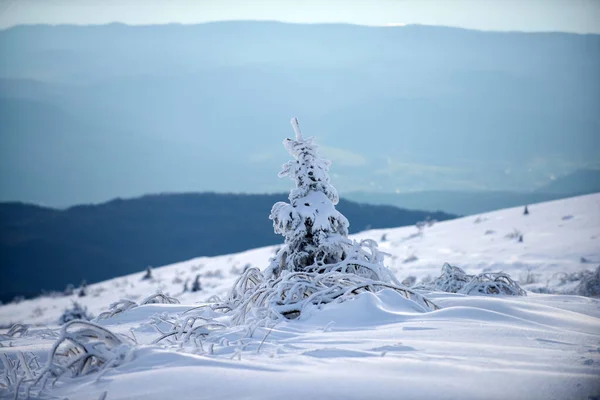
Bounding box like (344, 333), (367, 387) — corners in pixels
(0, 0), (599, 33)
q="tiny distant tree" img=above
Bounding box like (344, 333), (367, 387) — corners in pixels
(142, 266), (153, 280)
(523, 205), (529, 215)
(59, 301), (92, 325)
(78, 280), (87, 297)
(266, 118), (350, 278)
(191, 274), (202, 292)
(64, 283), (75, 296)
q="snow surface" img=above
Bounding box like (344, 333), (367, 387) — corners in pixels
(1, 194), (599, 399)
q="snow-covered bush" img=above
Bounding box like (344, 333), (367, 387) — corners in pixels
(520, 268), (539, 285)
(0, 323), (29, 339)
(96, 292), (179, 321)
(1, 351), (41, 398)
(226, 242), (437, 324)
(403, 254), (418, 263)
(37, 321), (134, 385)
(191, 274), (202, 292)
(78, 280), (87, 297)
(415, 263), (526, 296)
(140, 292), (179, 305)
(574, 265), (600, 297)
(505, 229), (523, 242)
(402, 276), (417, 287)
(63, 284), (75, 296)
(141, 266), (153, 280)
(461, 272), (527, 296)
(415, 263), (472, 293)
(96, 299), (138, 321)
(59, 302), (93, 325)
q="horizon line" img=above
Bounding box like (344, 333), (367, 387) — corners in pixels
(0, 20), (597, 36)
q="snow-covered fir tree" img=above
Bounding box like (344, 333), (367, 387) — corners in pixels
(266, 118), (350, 278)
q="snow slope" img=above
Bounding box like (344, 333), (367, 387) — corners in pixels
(1, 194), (599, 399)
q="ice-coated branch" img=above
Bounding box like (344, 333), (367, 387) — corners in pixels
(291, 117), (303, 141)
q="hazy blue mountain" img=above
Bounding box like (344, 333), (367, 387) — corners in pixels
(0, 193), (455, 301)
(534, 169), (600, 195)
(344, 190), (580, 216)
(1, 22), (599, 206)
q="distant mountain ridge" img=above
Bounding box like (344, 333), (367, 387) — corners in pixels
(345, 169), (600, 215)
(534, 169), (600, 195)
(0, 192), (455, 301)
(1, 22), (598, 206)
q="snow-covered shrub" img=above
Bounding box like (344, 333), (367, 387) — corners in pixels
(95, 292), (179, 322)
(78, 280), (87, 297)
(0, 323), (29, 339)
(415, 263), (526, 296)
(415, 263), (472, 293)
(37, 321), (134, 386)
(1, 351), (41, 398)
(226, 243), (437, 324)
(63, 284), (75, 296)
(574, 265), (600, 297)
(191, 274), (202, 292)
(403, 254), (418, 263)
(147, 313), (227, 346)
(59, 302), (92, 325)
(402, 276), (417, 287)
(461, 273), (527, 296)
(505, 229), (523, 241)
(96, 299), (138, 321)
(520, 268), (539, 285)
(141, 266), (153, 280)
(140, 292), (179, 305)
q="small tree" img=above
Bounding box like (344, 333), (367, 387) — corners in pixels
(142, 266), (153, 280)
(78, 280), (87, 297)
(266, 118), (350, 278)
(523, 205), (529, 215)
(64, 283), (75, 296)
(225, 118), (437, 322)
(191, 274), (202, 292)
(59, 301), (92, 325)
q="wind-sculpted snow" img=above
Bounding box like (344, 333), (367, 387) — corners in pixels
(1, 289), (599, 400)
